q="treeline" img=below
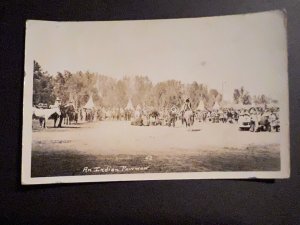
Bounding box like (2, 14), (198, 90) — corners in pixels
(33, 61), (277, 109)
(233, 87), (278, 105)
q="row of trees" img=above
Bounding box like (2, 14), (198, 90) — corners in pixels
(33, 61), (277, 110)
(233, 86), (278, 105)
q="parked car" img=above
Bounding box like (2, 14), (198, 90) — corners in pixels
(238, 113), (251, 130)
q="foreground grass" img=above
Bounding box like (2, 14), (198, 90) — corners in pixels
(31, 144), (280, 177)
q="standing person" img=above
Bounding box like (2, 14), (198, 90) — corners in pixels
(233, 110), (239, 123)
(227, 110), (233, 123)
(250, 108), (260, 132)
(79, 109), (83, 121)
(169, 105), (178, 127)
(202, 110), (207, 122)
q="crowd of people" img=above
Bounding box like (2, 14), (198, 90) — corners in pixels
(34, 97), (280, 132)
(84, 98), (280, 133)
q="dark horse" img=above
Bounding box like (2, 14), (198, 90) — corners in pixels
(57, 104), (78, 128)
(48, 112), (60, 128)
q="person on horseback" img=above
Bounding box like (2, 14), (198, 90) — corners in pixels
(181, 98), (194, 127)
(183, 98), (192, 112)
(54, 97), (62, 107)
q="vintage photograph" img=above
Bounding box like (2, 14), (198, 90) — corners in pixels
(22, 10), (289, 184)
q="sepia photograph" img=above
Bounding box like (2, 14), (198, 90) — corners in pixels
(22, 10), (290, 184)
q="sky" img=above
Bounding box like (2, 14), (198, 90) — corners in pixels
(25, 10), (287, 101)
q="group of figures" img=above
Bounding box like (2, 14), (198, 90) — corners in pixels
(32, 100), (79, 128)
(32, 97), (280, 133)
(89, 99), (194, 127)
(237, 107), (280, 132)
(193, 106), (280, 132)
(128, 99), (197, 128)
(126, 99), (280, 132)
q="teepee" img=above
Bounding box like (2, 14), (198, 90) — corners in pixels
(125, 99), (134, 111)
(83, 96), (95, 109)
(196, 100), (205, 111)
(212, 101), (220, 110)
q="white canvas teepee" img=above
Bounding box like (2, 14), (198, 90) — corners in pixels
(197, 100), (205, 111)
(83, 96), (95, 109)
(125, 99), (134, 110)
(212, 101), (220, 110)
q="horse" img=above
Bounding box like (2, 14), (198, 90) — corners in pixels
(182, 110), (194, 127)
(32, 107), (61, 128)
(57, 104), (77, 127)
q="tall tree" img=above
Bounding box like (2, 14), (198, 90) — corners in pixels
(233, 86), (251, 105)
(33, 61), (55, 105)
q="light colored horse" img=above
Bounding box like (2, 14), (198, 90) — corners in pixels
(183, 110), (194, 127)
(33, 107), (61, 128)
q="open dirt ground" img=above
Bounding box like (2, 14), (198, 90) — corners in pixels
(31, 120), (280, 177)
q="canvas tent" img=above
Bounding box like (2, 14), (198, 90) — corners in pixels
(125, 99), (134, 111)
(212, 102), (220, 110)
(83, 96), (95, 109)
(196, 100), (205, 111)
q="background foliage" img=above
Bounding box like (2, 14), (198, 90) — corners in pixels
(33, 61), (276, 109)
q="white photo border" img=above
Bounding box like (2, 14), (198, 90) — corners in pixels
(22, 10), (290, 185)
